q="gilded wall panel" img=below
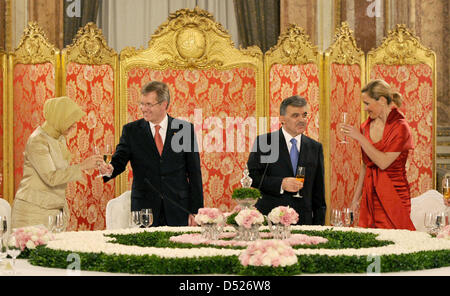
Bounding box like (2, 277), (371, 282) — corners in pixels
(324, 22), (365, 225)
(61, 22), (119, 231)
(367, 24), (436, 197)
(119, 7), (264, 212)
(7, 22), (60, 203)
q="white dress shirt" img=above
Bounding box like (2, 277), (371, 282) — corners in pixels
(149, 114), (168, 145)
(280, 127), (302, 194)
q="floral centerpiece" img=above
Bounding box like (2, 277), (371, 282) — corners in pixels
(268, 206), (299, 226)
(267, 206), (299, 239)
(194, 208), (224, 240)
(194, 208), (224, 225)
(239, 240), (298, 267)
(9, 225), (54, 255)
(234, 208), (264, 241)
(235, 208), (264, 229)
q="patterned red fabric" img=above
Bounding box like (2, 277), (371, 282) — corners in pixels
(126, 68), (257, 212)
(329, 64), (362, 212)
(268, 64), (320, 140)
(370, 64), (433, 198)
(65, 63), (116, 231)
(13, 63), (56, 194)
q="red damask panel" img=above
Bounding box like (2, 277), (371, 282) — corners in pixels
(329, 64), (362, 212)
(370, 64), (433, 198)
(268, 64), (320, 140)
(126, 68), (257, 212)
(13, 63), (56, 193)
(65, 63), (116, 231)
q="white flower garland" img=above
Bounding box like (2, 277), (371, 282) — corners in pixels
(45, 226), (450, 259)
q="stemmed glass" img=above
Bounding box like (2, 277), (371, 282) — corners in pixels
(339, 112), (348, 144)
(140, 209), (153, 228)
(293, 166), (306, 198)
(0, 216), (7, 265)
(130, 211), (142, 228)
(424, 212), (435, 234)
(342, 208), (353, 227)
(48, 212), (64, 233)
(95, 142), (113, 178)
(6, 236), (21, 274)
(331, 209), (343, 227)
(434, 212), (448, 233)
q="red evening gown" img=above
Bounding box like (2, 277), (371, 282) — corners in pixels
(358, 107), (416, 230)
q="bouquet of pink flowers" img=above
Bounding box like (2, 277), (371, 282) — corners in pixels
(194, 208), (224, 225)
(235, 208), (264, 229)
(436, 225), (450, 240)
(268, 206), (299, 226)
(10, 225), (54, 251)
(239, 240), (298, 267)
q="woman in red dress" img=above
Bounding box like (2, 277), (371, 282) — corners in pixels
(343, 79), (415, 230)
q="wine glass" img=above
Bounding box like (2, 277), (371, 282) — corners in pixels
(51, 212), (65, 233)
(424, 212), (435, 234)
(342, 208), (353, 227)
(443, 176), (450, 207)
(6, 236), (21, 274)
(130, 211), (142, 228)
(293, 166), (306, 198)
(434, 212), (448, 233)
(339, 112), (348, 144)
(331, 209), (343, 227)
(140, 209), (153, 228)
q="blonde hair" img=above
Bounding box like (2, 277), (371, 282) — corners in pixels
(361, 79), (403, 107)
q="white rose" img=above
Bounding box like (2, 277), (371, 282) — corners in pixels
(26, 240), (36, 249)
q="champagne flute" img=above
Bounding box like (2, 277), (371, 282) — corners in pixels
(140, 209), (153, 228)
(293, 166), (306, 198)
(339, 112), (348, 144)
(103, 144), (113, 165)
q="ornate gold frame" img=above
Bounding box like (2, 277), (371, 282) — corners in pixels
(61, 22), (121, 196)
(119, 7), (265, 192)
(323, 22), (365, 225)
(263, 24), (324, 134)
(0, 50), (8, 202)
(5, 22), (61, 203)
(367, 24), (437, 187)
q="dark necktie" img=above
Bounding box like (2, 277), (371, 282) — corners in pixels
(290, 138), (299, 176)
(154, 125), (163, 156)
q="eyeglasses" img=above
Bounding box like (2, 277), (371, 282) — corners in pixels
(139, 101), (162, 108)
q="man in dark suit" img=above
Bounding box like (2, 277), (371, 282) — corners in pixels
(247, 95), (326, 225)
(101, 81), (203, 226)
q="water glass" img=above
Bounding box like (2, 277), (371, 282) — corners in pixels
(140, 209), (153, 228)
(130, 211), (142, 228)
(342, 208), (353, 227)
(331, 209), (343, 227)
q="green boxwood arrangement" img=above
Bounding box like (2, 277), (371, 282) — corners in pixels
(24, 229), (450, 275)
(231, 188), (261, 200)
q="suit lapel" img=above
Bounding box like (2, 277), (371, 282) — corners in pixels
(298, 135), (309, 167)
(161, 116), (175, 158)
(138, 118), (160, 158)
(278, 129), (295, 176)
